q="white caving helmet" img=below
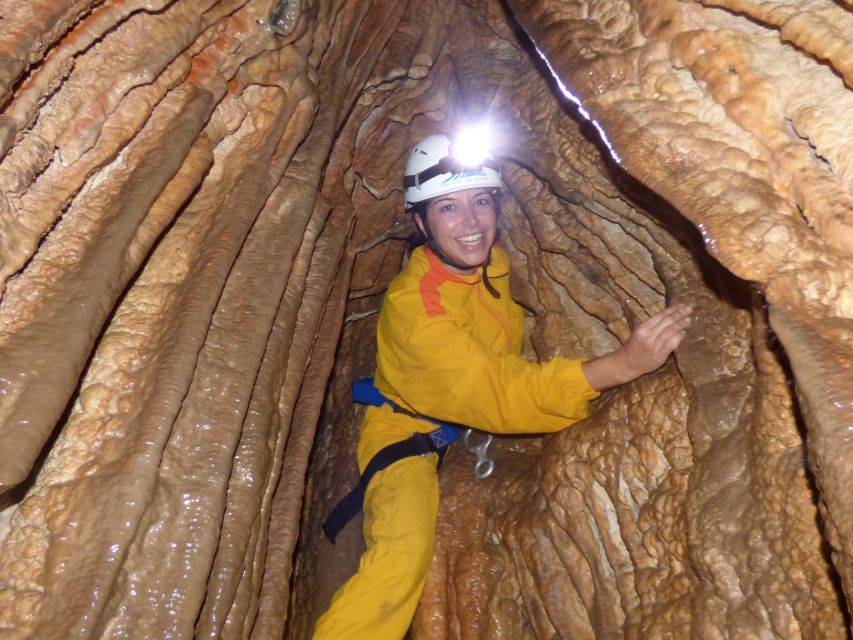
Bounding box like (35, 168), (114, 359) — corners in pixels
(403, 131), (502, 210)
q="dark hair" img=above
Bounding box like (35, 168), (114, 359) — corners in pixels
(409, 200), (429, 222)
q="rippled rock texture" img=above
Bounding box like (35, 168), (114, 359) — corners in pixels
(0, 0), (850, 638)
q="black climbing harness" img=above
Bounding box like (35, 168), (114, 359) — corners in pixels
(321, 378), (493, 544)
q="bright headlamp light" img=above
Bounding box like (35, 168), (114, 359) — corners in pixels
(451, 125), (492, 168)
(402, 126), (502, 201)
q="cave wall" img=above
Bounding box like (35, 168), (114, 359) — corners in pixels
(0, 0), (850, 638)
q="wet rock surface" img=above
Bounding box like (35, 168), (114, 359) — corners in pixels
(0, 0), (850, 638)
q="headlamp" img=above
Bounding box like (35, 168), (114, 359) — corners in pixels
(451, 125), (491, 168)
(403, 125), (498, 190)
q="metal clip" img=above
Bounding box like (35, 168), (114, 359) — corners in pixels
(463, 429), (494, 479)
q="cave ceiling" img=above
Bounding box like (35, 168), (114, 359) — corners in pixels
(0, 0), (850, 638)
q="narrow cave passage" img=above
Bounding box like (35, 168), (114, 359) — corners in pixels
(289, 114), (840, 637)
(0, 0), (850, 639)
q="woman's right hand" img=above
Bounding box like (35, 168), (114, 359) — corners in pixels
(581, 304), (693, 391)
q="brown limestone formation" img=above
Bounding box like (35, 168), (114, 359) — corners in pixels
(0, 0), (850, 639)
(302, 0), (852, 636)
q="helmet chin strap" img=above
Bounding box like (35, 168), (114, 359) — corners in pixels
(421, 218), (501, 299)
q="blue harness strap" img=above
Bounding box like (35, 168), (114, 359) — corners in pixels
(351, 378), (463, 450)
(322, 378), (464, 544)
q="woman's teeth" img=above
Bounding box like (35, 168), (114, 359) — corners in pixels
(457, 233), (483, 245)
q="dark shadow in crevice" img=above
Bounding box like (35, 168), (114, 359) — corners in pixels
(0, 385), (75, 515)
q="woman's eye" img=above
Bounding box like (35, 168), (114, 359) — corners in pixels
(441, 205), (454, 213)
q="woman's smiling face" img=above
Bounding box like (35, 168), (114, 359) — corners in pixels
(416, 187), (497, 274)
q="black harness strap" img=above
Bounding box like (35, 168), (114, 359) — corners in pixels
(322, 379), (465, 544)
(322, 432), (445, 544)
(403, 157), (500, 188)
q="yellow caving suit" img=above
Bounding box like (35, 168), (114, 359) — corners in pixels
(313, 246), (599, 640)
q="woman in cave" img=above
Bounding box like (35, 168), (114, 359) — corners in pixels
(313, 131), (692, 639)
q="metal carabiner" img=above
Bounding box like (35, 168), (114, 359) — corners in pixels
(463, 429), (494, 479)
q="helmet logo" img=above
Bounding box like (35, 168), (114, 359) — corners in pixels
(440, 168), (486, 185)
